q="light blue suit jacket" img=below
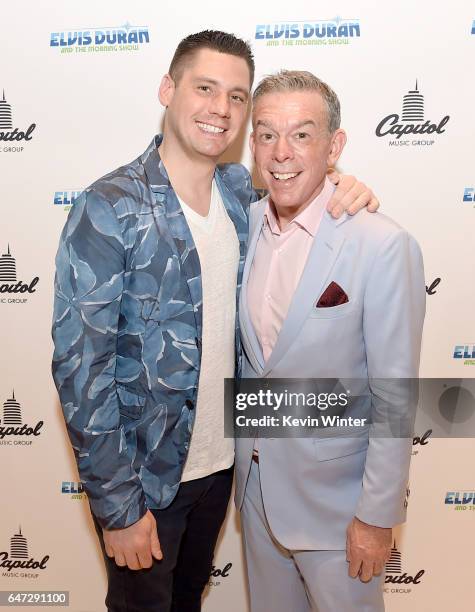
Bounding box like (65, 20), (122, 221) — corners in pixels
(235, 196), (426, 550)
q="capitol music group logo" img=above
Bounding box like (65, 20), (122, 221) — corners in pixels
(376, 80), (449, 147)
(50, 23), (150, 54)
(0, 391), (44, 446)
(208, 562), (232, 587)
(1, 527), (49, 578)
(412, 429), (432, 456)
(255, 16), (360, 47)
(384, 541), (425, 595)
(0, 90), (36, 153)
(426, 277), (441, 296)
(0, 245), (39, 304)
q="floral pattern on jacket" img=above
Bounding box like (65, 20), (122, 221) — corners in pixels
(52, 135), (257, 528)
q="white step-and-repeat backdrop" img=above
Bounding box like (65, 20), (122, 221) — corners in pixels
(1, 1), (474, 610)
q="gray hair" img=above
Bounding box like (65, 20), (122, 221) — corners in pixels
(252, 70), (340, 133)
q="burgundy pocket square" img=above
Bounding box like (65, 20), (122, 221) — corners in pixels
(316, 282), (349, 308)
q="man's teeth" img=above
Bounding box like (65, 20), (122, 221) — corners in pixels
(272, 172), (299, 180)
(197, 122), (225, 133)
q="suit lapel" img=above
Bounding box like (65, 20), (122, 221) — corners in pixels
(142, 136), (203, 337)
(263, 212), (347, 376)
(239, 200), (267, 373)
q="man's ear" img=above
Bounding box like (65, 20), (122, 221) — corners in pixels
(327, 129), (347, 168)
(159, 74), (175, 107)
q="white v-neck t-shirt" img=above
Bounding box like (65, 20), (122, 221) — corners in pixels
(178, 180), (239, 482)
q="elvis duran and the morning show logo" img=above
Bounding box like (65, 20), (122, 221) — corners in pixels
(255, 16), (360, 47)
(0, 244), (40, 304)
(61, 481), (85, 500)
(445, 490), (475, 511)
(50, 22), (150, 54)
(0, 90), (36, 154)
(53, 190), (81, 212)
(0, 390), (44, 446)
(383, 540), (425, 595)
(1, 527), (49, 578)
(463, 187), (474, 204)
(375, 80), (450, 147)
(453, 345), (475, 366)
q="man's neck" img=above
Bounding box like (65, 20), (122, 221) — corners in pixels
(158, 131), (217, 216)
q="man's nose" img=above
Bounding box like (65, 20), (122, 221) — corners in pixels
(209, 92), (231, 118)
(273, 137), (293, 163)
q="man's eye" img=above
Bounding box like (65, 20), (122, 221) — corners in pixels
(296, 132), (308, 139)
(231, 94), (245, 103)
(260, 133), (274, 141)
(198, 85), (211, 92)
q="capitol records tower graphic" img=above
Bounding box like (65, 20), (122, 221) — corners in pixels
(10, 527), (28, 559)
(402, 80), (424, 122)
(0, 90), (13, 129)
(0, 245), (17, 282)
(3, 390), (22, 425)
(386, 541), (402, 573)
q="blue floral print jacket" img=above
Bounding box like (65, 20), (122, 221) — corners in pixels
(52, 135), (256, 529)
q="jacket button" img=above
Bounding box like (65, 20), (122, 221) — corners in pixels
(186, 399), (194, 410)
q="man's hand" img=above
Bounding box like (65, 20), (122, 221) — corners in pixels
(327, 171), (379, 218)
(346, 516), (391, 582)
(103, 510), (162, 570)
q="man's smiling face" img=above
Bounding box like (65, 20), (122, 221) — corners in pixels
(159, 48), (251, 161)
(251, 90), (345, 217)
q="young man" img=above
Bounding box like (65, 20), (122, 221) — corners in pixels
(235, 70), (425, 612)
(52, 32), (378, 611)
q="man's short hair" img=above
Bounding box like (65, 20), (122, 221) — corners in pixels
(169, 30), (255, 87)
(253, 70), (340, 133)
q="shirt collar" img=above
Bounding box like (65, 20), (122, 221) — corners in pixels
(140, 134), (171, 193)
(264, 176), (335, 237)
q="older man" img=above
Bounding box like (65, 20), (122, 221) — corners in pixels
(235, 71), (426, 611)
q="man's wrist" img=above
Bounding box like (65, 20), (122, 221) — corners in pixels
(354, 516), (391, 531)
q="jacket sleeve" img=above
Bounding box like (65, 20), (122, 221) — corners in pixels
(52, 189), (147, 530)
(355, 228), (426, 528)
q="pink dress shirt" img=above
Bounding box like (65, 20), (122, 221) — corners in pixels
(247, 177), (335, 362)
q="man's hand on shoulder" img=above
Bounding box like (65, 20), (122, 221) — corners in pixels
(103, 509), (162, 570)
(346, 516), (391, 582)
(327, 171), (379, 218)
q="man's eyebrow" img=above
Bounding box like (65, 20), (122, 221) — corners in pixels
(255, 119), (316, 129)
(255, 119), (275, 129)
(193, 76), (249, 97)
(294, 120), (317, 129)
